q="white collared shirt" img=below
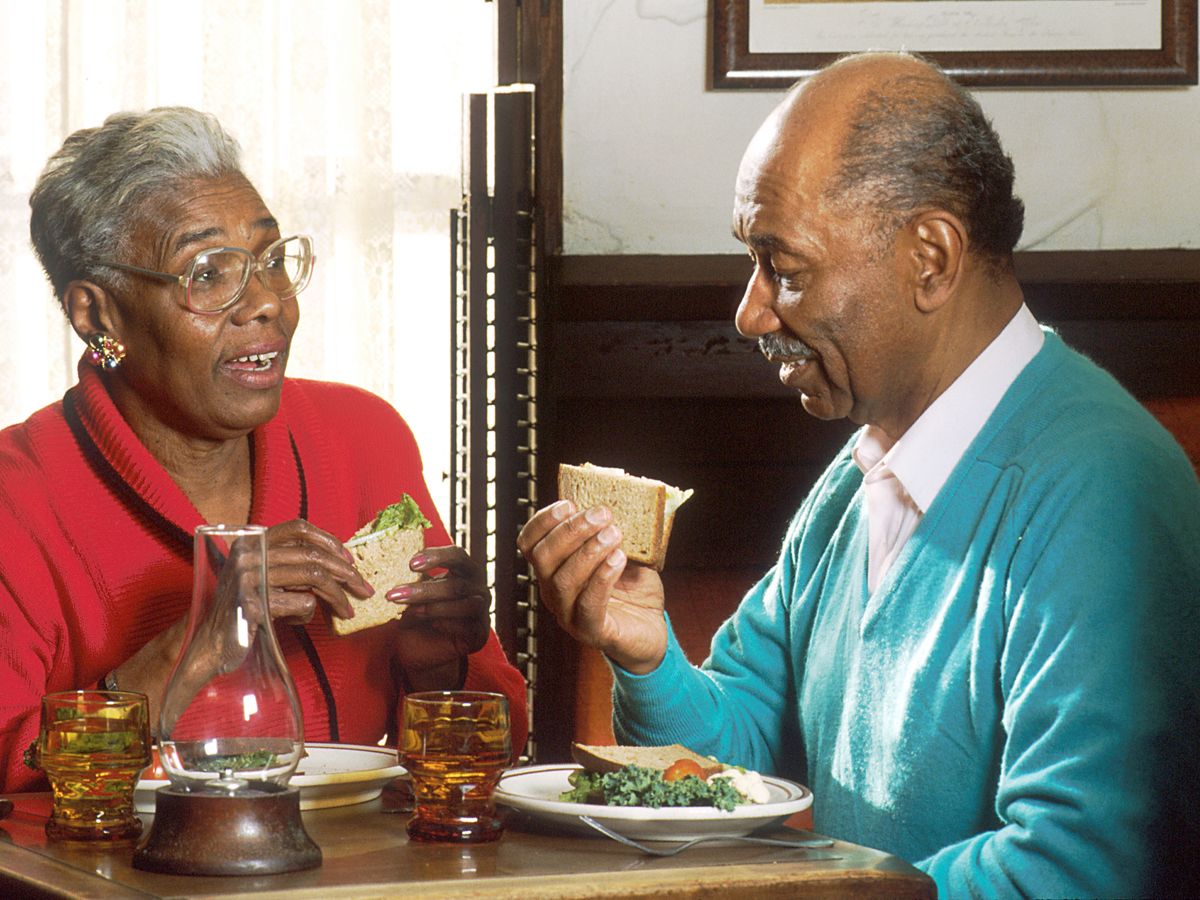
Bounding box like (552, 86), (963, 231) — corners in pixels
(852, 305), (1045, 592)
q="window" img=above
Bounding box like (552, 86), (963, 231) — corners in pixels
(0, 0), (496, 522)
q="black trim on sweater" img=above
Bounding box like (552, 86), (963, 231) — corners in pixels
(62, 387), (193, 559)
(286, 430), (339, 741)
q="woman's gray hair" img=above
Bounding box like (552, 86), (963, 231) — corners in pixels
(29, 106), (244, 300)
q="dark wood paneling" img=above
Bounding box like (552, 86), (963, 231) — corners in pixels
(505, 0), (563, 762)
(548, 251), (1200, 398)
(523, 0), (562, 259)
(1014, 248), (1200, 284)
(1050, 319), (1200, 399)
(552, 250), (1200, 322)
(551, 322), (767, 398)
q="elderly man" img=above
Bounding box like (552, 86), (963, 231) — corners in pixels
(519, 52), (1200, 897)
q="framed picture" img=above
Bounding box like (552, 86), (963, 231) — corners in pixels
(711, 0), (1198, 88)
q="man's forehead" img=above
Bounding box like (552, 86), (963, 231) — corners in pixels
(732, 59), (893, 235)
(735, 129), (836, 211)
(732, 171), (806, 246)
(743, 88), (850, 179)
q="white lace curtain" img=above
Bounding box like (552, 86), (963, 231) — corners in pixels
(0, 0), (495, 522)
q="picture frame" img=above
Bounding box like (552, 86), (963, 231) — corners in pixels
(711, 0), (1198, 88)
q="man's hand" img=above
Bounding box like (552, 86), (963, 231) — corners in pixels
(517, 500), (667, 674)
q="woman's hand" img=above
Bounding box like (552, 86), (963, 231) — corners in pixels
(261, 519), (373, 624)
(517, 500), (667, 675)
(386, 545), (492, 693)
(195, 519), (371, 668)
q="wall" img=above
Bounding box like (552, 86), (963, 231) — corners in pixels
(562, 2), (1200, 256)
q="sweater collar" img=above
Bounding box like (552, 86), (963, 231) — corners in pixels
(71, 359), (303, 535)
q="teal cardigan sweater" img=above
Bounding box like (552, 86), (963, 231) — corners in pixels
(612, 333), (1200, 898)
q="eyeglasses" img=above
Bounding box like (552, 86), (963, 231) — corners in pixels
(99, 234), (315, 314)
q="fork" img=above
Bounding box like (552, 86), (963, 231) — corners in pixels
(578, 815), (838, 858)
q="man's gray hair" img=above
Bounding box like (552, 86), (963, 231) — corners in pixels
(823, 53), (1025, 277)
(29, 106), (244, 299)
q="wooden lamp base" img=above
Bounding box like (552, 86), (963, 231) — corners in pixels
(133, 782), (321, 876)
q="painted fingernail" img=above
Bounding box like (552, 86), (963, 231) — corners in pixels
(341, 547), (355, 563)
(389, 586), (413, 602)
(409, 554), (427, 570)
(597, 525), (619, 546)
(586, 506), (611, 526)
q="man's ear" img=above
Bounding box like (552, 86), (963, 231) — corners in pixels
(63, 280), (119, 343)
(908, 211), (966, 314)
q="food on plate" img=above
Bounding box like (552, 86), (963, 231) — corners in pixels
(557, 463), (693, 571)
(561, 742), (768, 812)
(571, 742), (722, 776)
(333, 495), (432, 636)
(663, 758), (706, 782)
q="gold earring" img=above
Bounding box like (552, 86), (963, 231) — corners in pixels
(86, 334), (126, 369)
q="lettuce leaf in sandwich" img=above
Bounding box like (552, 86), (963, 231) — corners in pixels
(334, 495), (432, 636)
(356, 495), (433, 537)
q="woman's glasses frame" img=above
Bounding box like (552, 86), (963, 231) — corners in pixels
(97, 234), (314, 315)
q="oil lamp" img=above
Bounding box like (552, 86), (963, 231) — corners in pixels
(133, 525), (321, 875)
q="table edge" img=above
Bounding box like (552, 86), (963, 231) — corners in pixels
(0, 840), (154, 899)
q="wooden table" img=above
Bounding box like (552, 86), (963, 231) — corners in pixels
(0, 793), (935, 899)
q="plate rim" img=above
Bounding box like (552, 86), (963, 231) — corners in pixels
(136, 740), (405, 791)
(494, 762), (812, 822)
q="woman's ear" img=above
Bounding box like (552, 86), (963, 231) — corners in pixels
(908, 211), (966, 314)
(63, 280), (118, 342)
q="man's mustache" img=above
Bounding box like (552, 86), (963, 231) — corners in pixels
(758, 332), (814, 361)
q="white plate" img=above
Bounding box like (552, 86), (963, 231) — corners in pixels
(135, 742), (406, 813)
(493, 763), (813, 841)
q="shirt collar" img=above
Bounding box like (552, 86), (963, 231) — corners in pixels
(854, 304), (1044, 512)
(851, 421), (893, 478)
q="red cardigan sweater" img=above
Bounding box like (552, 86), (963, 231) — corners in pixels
(0, 363), (527, 790)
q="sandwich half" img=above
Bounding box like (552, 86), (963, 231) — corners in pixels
(333, 495), (432, 636)
(571, 742), (723, 777)
(557, 463), (693, 571)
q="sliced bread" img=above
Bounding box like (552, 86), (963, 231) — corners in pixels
(557, 463), (693, 571)
(571, 742), (723, 776)
(332, 525), (425, 636)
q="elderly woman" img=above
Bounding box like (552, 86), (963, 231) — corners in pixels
(0, 108), (527, 791)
